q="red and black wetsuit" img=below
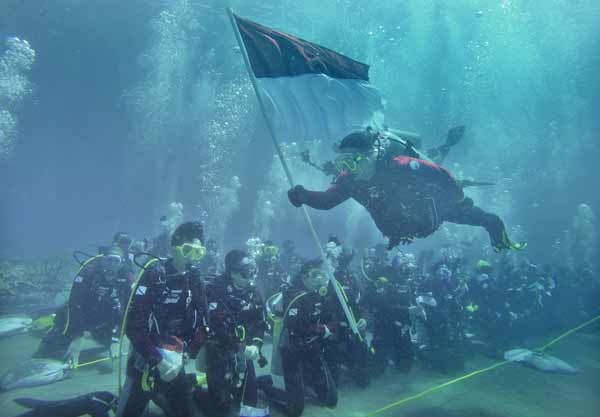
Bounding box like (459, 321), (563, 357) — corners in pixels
(264, 285), (338, 417)
(126, 259), (206, 366)
(199, 275), (267, 414)
(299, 156), (506, 248)
(118, 259), (207, 417)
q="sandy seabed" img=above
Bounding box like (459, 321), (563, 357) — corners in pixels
(0, 330), (598, 417)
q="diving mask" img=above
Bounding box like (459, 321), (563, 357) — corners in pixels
(334, 152), (369, 174)
(303, 268), (329, 291)
(232, 257), (257, 289)
(263, 245), (279, 258)
(103, 253), (124, 274)
(173, 239), (206, 271)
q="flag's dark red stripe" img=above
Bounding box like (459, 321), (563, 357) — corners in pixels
(235, 14), (369, 81)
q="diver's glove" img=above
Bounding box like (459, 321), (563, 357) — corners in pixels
(109, 337), (120, 360)
(65, 336), (83, 367)
(244, 345), (260, 361)
(156, 357), (181, 383)
(288, 185), (307, 207)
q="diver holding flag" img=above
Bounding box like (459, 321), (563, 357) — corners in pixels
(288, 128), (526, 251)
(227, 10), (371, 344)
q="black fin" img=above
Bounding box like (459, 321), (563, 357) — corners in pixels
(13, 398), (52, 409)
(446, 125), (466, 147)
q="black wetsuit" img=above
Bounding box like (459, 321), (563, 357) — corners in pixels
(365, 275), (414, 374)
(34, 254), (133, 359)
(197, 274), (267, 416)
(417, 275), (466, 373)
(265, 284), (338, 417)
(324, 270), (371, 387)
(117, 259), (207, 417)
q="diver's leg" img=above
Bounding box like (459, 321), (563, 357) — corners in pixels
(33, 305), (73, 359)
(281, 348), (306, 417)
(392, 319), (414, 373)
(260, 347), (304, 417)
(445, 197), (511, 250)
(371, 327), (388, 375)
(313, 354), (338, 408)
(202, 344), (233, 416)
(323, 340), (341, 385)
(158, 371), (198, 417)
(239, 360), (258, 407)
(115, 367), (151, 417)
(348, 338), (370, 387)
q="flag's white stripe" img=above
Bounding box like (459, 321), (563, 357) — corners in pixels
(256, 73), (384, 142)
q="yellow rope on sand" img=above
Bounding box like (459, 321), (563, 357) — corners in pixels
(364, 314), (600, 417)
(73, 356), (111, 369)
(538, 314), (600, 352)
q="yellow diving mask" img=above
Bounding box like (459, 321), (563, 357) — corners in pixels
(174, 239), (206, 265)
(334, 152), (368, 174)
(263, 245), (279, 258)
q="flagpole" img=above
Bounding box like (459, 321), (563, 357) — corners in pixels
(226, 8), (361, 339)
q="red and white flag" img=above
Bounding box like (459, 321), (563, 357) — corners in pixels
(233, 14), (384, 142)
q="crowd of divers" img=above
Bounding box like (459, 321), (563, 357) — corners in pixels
(25, 224), (600, 417)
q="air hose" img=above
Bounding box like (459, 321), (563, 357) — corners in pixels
(117, 253), (161, 395)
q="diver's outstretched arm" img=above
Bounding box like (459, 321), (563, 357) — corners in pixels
(288, 184), (350, 210)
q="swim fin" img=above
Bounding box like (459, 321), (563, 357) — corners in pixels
(493, 229), (527, 252)
(14, 391), (116, 417)
(13, 398), (48, 408)
(446, 125), (466, 147)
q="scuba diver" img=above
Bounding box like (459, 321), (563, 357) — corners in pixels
(415, 262), (468, 373)
(263, 259), (338, 417)
(198, 238), (221, 275)
(288, 128), (525, 251)
(464, 259), (515, 357)
(116, 222), (207, 417)
(195, 249), (268, 417)
(256, 240), (287, 300)
(150, 215), (172, 257)
(324, 246), (371, 388)
(280, 239), (304, 279)
(364, 265), (415, 375)
(362, 243), (390, 279)
(33, 234), (134, 365)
